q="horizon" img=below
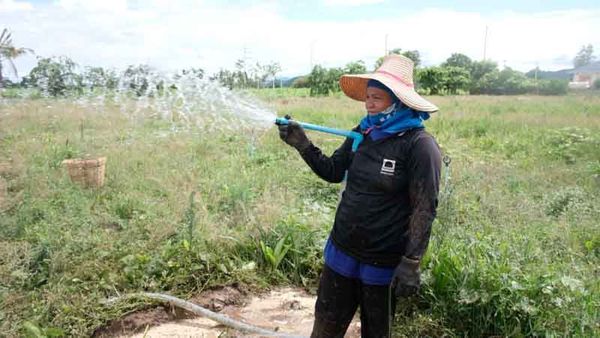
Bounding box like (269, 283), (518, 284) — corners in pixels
(1, 0), (599, 80)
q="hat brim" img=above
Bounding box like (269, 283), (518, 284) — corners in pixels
(340, 74), (439, 113)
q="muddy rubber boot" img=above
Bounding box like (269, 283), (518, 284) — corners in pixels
(310, 265), (359, 338)
(359, 284), (396, 338)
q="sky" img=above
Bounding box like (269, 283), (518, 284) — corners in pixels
(1, 0), (599, 80)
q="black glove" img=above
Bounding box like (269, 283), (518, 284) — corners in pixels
(391, 256), (420, 298)
(278, 117), (311, 152)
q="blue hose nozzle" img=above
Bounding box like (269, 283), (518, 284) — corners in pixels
(275, 116), (363, 152)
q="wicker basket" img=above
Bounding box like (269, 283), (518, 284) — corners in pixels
(62, 157), (106, 188)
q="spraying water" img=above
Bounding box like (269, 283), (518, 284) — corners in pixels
(74, 70), (277, 133)
(6, 67), (356, 151)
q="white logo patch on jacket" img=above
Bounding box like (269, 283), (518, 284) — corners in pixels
(380, 159), (396, 176)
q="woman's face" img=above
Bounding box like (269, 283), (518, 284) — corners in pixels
(365, 87), (394, 115)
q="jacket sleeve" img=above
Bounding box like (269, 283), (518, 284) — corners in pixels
(404, 134), (442, 260)
(297, 136), (354, 183)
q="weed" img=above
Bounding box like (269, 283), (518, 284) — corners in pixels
(545, 187), (592, 217)
(259, 236), (291, 271)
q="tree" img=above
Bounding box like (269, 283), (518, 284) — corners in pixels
(573, 44), (595, 68)
(344, 60), (366, 74)
(417, 67), (448, 95)
(469, 60), (498, 93)
(23, 56), (81, 97)
(264, 61), (281, 89)
(249, 62), (266, 88)
(211, 68), (235, 89)
(0, 28), (33, 88)
(308, 65), (329, 96)
(401, 50), (421, 67)
(82, 66), (118, 91)
(121, 64), (157, 97)
(179, 67), (204, 80)
(326, 67), (343, 92)
(375, 48), (421, 69)
(307, 65), (342, 96)
(443, 66), (471, 94)
(442, 53), (473, 71)
(234, 58), (248, 88)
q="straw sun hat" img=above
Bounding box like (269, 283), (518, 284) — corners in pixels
(339, 54), (438, 113)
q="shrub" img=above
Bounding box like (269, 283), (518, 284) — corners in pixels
(0, 87), (21, 98)
(291, 76), (309, 88)
(538, 79), (568, 95)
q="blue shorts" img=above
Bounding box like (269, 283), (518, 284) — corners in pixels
(323, 238), (394, 286)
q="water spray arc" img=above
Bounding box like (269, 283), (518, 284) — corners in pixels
(274, 115), (364, 152)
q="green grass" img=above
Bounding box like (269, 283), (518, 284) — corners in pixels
(0, 93), (599, 337)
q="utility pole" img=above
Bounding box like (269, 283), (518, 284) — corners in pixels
(310, 40), (316, 71)
(385, 33), (388, 56)
(243, 46), (251, 63)
(242, 46), (251, 88)
(483, 26), (488, 60)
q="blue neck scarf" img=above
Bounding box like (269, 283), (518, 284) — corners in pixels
(360, 79), (429, 140)
(360, 104), (430, 141)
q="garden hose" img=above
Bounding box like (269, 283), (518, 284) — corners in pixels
(274, 115), (364, 152)
(104, 292), (308, 338)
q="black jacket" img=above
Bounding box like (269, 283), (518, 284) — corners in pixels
(299, 127), (441, 267)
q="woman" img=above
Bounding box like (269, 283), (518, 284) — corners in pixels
(278, 54), (441, 338)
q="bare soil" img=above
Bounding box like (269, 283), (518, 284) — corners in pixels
(95, 286), (361, 338)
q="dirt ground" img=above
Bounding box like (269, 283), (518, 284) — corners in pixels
(96, 286), (361, 338)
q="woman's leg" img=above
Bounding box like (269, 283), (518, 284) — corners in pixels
(311, 265), (360, 338)
(359, 283), (396, 338)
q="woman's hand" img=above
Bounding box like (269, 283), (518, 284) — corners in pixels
(391, 256), (420, 297)
(278, 119), (311, 152)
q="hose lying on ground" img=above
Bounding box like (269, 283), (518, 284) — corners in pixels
(104, 292), (308, 338)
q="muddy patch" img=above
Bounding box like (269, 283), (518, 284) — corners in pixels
(94, 306), (184, 337)
(96, 286), (361, 338)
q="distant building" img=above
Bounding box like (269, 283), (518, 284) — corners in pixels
(569, 61), (600, 89)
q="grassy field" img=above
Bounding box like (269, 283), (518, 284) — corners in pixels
(0, 91), (599, 337)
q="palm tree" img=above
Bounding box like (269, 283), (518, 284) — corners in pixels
(0, 28), (33, 88)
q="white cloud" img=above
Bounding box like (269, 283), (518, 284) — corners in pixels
(323, 0), (385, 7)
(1, 2), (599, 81)
(57, 0), (128, 12)
(0, 0), (33, 11)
